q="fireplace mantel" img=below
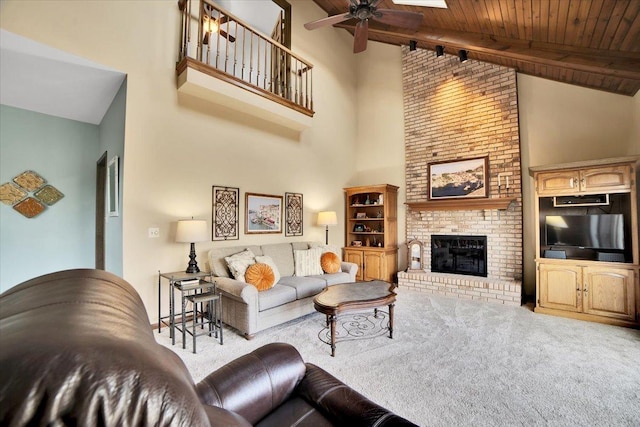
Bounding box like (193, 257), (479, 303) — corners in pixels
(406, 197), (516, 211)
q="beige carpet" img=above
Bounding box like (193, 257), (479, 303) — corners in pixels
(156, 287), (640, 426)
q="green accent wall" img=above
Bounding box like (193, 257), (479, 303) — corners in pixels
(0, 105), (99, 290)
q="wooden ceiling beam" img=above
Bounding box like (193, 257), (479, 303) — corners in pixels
(334, 23), (640, 82)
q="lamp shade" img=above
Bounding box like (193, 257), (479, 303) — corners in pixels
(175, 219), (208, 243)
(317, 211), (338, 226)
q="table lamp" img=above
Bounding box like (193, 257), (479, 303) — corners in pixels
(176, 219), (208, 273)
(317, 211), (337, 245)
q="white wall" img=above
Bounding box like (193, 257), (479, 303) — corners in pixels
(518, 74), (639, 297)
(0, 105), (98, 290)
(0, 0), (359, 322)
(353, 42), (407, 267)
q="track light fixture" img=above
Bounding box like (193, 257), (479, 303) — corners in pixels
(409, 40), (417, 51)
(435, 45), (444, 57)
(458, 49), (468, 63)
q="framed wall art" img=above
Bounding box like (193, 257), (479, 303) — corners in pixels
(107, 156), (119, 216)
(428, 156), (488, 200)
(212, 186), (239, 240)
(284, 192), (303, 237)
(245, 193), (282, 234)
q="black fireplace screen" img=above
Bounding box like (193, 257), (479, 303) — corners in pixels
(431, 235), (487, 277)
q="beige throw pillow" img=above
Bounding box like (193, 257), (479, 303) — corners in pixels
(294, 247), (323, 276)
(224, 249), (256, 282)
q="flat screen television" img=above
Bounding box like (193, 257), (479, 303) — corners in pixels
(545, 214), (624, 250)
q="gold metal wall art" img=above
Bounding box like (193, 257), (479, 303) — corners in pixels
(0, 170), (64, 218)
(0, 182), (27, 205)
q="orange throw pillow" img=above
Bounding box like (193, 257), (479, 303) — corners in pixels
(320, 252), (341, 274)
(245, 263), (275, 291)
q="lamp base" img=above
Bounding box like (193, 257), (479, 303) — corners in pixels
(185, 242), (201, 274)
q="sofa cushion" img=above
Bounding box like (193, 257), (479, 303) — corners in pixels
(310, 272), (352, 286)
(245, 263), (275, 291)
(258, 284), (297, 311)
(320, 252), (341, 274)
(278, 276), (327, 299)
(261, 243), (295, 277)
(294, 247), (323, 276)
(225, 249), (256, 282)
(255, 255), (281, 285)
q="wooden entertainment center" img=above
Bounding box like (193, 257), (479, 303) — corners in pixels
(530, 156), (639, 327)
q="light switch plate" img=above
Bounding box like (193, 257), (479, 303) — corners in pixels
(148, 227), (160, 238)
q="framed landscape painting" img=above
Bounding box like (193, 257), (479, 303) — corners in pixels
(245, 193), (282, 234)
(428, 156), (488, 200)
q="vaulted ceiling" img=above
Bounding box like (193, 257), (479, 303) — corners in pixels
(309, 0), (640, 96)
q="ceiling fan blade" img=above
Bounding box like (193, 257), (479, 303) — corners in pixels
(373, 9), (423, 30)
(304, 13), (352, 30)
(353, 19), (369, 53)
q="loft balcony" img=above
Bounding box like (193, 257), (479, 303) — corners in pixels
(176, 0), (314, 131)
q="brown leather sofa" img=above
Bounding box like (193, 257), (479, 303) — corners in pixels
(0, 269), (416, 426)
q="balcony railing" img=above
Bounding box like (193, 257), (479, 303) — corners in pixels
(177, 0), (314, 116)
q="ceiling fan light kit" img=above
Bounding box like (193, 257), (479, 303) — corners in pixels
(304, 0), (423, 54)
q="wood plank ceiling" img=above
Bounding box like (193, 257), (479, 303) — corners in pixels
(309, 0), (640, 96)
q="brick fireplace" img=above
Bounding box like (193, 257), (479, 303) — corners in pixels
(397, 47), (523, 306)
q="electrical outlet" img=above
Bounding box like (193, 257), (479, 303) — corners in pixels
(148, 227), (160, 238)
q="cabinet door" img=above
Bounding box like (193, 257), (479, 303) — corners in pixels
(580, 165), (631, 193)
(363, 252), (384, 281)
(536, 171), (580, 196)
(583, 266), (635, 321)
(538, 263), (582, 312)
(344, 249), (363, 281)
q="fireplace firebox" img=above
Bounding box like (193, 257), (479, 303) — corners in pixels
(431, 235), (487, 277)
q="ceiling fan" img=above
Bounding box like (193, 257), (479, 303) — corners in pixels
(304, 0), (423, 53)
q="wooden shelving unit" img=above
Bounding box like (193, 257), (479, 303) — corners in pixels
(343, 184), (398, 283)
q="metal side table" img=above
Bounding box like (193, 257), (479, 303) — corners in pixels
(158, 270), (213, 345)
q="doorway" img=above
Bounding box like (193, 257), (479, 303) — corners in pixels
(96, 151), (107, 270)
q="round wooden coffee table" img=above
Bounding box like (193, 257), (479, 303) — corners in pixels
(313, 280), (396, 356)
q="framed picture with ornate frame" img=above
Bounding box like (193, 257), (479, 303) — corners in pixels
(212, 186), (239, 240)
(245, 192), (282, 234)
(284, 192), (303, 237)
(428, 156), (489, 200)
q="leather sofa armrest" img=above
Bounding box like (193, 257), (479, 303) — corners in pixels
(202, 405), (252, 427)
(196, 343), (306, 425)
(214, 276), (258, 306)
(296, 363), (418, 427)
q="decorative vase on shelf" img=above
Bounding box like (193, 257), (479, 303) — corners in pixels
(365, 195), (371, 205)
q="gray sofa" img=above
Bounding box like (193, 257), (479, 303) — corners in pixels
(208, 242), (357, 339)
